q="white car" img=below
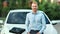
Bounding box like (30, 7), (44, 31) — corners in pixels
(0, 20), (3, 32)
(1, 9), (58, 34)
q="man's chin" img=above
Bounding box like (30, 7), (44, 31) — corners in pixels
(32, 9), (37, 11)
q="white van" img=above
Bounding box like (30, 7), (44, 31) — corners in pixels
(1, 9), (58, 34)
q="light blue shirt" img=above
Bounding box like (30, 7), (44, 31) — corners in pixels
(25, 11), (46, 34)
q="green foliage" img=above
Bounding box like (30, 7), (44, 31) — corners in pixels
(0, 0), (2, 17)
(0, 0), (60, 20)
(39, 2), (60, 20)
(1, 7), (9, 17)
(0, 0), (30, 17)
(8, 0), (30, 9)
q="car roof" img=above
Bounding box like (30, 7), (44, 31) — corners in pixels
(9, 9), (43, 13)
(10, 9), (32, 12)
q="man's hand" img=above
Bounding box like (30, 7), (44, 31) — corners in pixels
(37, 32), (40, 34)
(27, 32), (30, 34)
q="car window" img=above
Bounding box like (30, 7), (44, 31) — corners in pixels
(7, 12), (29, 24)
(7, 12), (50, 24)
(44, 14), (50, 24)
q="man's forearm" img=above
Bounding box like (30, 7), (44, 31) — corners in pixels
(39, 26), (46, 34)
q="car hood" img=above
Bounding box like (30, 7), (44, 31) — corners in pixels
(3, 24), (58, 34)
(4, 24), (26, 30)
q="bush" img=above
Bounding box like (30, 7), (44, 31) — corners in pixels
(39, 2), (60, 20)
(1, 7), (9, 17)
(0, 0), (60, 20)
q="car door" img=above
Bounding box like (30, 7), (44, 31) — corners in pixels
(43, 13), (58, 34)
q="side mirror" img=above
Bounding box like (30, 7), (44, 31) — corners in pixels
(51, 20), (57, 25)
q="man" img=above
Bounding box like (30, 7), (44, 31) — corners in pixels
(25, 1), (46, 34)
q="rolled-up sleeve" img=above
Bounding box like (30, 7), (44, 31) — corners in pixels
(25, 14), (30, 32)
(39, 14), (46, 34)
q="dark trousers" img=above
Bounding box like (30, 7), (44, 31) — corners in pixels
(30, 30), (43, 34)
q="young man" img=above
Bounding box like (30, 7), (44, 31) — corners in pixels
(25, 1), (46, 34)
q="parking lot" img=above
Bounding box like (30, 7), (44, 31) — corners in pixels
(53, 23), (60, 34)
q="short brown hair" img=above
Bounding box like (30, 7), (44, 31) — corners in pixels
(32, 1), (38, 5)
(29, 1), (38, 7)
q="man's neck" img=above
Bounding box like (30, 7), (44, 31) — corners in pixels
(32, 10), (37, 14)
(33, 11), (37, 14)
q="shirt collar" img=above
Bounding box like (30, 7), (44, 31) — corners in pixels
(31, 11), (38, 14)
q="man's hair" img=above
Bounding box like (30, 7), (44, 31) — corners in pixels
(32, 1), (38, 4)
(31, 1), (38, 5)
(29, 1), (38, 7)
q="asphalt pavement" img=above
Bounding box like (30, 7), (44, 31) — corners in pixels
(53, 23), (60, 34)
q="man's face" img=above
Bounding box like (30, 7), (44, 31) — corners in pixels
(31, 3), (38, 12)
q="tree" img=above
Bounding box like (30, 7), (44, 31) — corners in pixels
(0, 0), (2, 17)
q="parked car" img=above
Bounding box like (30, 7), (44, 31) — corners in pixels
(0, 20), (3, 32)
(1, 9), (58, 34)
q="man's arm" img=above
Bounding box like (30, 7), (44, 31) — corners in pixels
(25, 14), (30, 33)
(39, 14), (46, 34)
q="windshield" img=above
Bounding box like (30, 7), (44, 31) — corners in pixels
(7, 12), (29, 24)
(7, 12), (50, 24)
